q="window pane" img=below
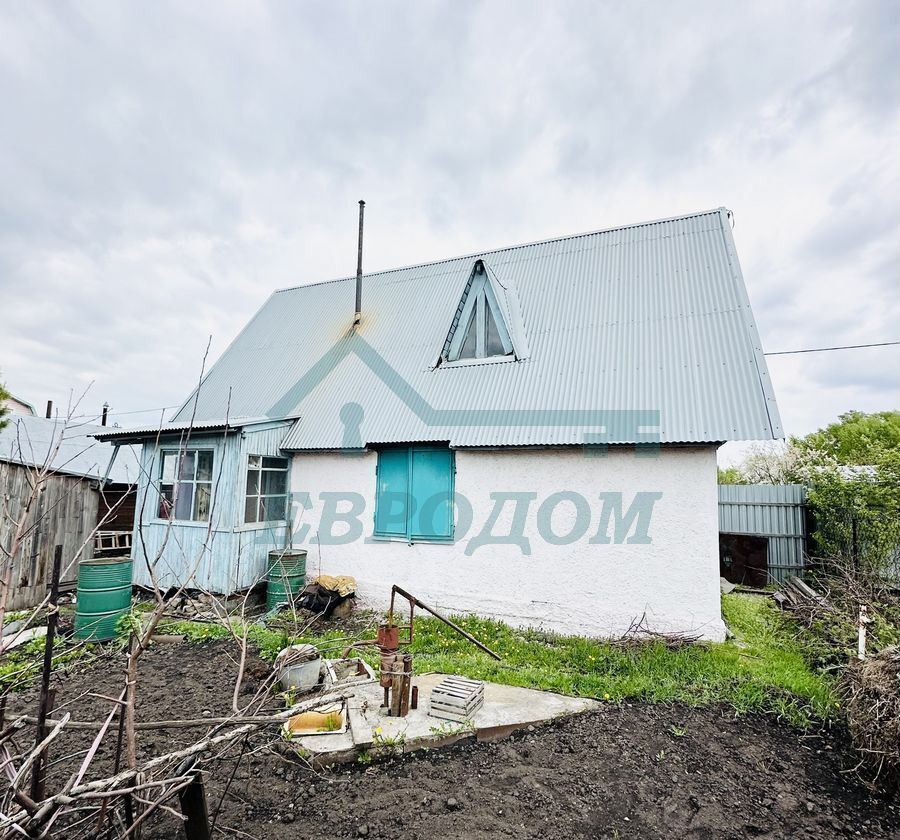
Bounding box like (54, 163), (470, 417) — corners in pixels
(248, 455), (261, 468)
(161, 453), (176, 482)
(178, 451), (196, 480)
(262, 469), (286, 495)
(244, 496), (258, 523)
(158, 484), (174, 519)
(194, 483), (211, 521)
(174, 483), (194, 520)
(246, 469), (259, 496)
(485, 301), (505, 357)
(197, 451), (213, 481)
(260, 495), (287, 522)
(458, 307), (477, 359)
(262, 456), (287, 470)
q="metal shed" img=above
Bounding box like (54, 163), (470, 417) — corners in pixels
(718, 484), (808, 584)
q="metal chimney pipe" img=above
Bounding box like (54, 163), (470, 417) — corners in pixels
(45, 400), (53, 419)
(354, 199), (365, 325)
(101, 402), (109, 426)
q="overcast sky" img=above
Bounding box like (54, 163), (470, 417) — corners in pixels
(1, 1), (897, 463)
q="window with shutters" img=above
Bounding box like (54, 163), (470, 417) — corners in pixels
(373, 446), (455, 542)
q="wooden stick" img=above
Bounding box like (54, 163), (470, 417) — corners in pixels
(10, 712), (70, 793)
(14, 709), (341, 732)
(3, 691), (349, 832)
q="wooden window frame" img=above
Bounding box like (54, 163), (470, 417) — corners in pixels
(244, 454), (290, 524)
(157, 448), (214, 523)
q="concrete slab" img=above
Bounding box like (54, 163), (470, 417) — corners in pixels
(291, 673), (598, 765)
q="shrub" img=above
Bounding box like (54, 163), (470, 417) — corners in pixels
(840, 647), (900, 790)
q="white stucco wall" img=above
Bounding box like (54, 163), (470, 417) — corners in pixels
(289, 446), (724, 641)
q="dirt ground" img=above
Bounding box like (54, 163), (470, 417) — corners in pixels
(9, 639), (899, 839)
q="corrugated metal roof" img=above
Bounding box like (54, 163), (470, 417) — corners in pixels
(170, 208), (782, 448)
(91, 417), (271, 442)
(0, 415), (139, 483)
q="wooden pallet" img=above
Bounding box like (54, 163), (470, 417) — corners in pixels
(93, 530), (132, 554)
(429, 676), (485, 722)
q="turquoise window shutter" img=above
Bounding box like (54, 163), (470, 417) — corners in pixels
(374, 448), (409, 537)
(374, 446), (455, 541)
(410, 448), (454, 540)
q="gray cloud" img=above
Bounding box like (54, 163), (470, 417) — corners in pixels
(1, 0), (897, 444)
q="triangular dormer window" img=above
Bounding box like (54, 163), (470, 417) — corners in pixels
(442, 260), (523, 364)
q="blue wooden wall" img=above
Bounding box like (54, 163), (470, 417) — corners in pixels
(130, 421), (290, 593)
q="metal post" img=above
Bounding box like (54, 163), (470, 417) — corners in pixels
(44, 400), (53, 419)
(178, 771), (212, 840)
(30, 545), (62, 800)
(354, 200), (365, 324)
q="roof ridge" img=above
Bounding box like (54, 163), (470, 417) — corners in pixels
(273, 207), (728, 295)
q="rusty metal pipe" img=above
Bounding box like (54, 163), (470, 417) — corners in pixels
(340, 639), (379, 659)
(390, 585), (501, 660)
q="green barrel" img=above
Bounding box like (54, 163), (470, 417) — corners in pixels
(74, 557), (133, 641)
(266, 549), (307, 611)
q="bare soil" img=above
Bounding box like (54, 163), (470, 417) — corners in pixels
(10, 639), (899, 839)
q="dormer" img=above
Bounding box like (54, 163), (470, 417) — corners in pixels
(439, 259), (529, 366)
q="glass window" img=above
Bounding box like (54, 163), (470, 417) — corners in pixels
(373, 446), (454, 541)
(158, 449), (214, 522)
(448, 264), (513, 362)
(459, 308), (478, 359)
(245, 455), (289, 524)
(484, 303), (505, 357)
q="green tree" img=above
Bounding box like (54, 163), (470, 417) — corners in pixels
(717, 466), (745, 484)
(727, 411), (900, 571)
(0, 377), (10, 431)
(793, 412), (900, 571)
(796, 410), (900, 466)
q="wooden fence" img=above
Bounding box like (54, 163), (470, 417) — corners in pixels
(1, 460), (99, 610)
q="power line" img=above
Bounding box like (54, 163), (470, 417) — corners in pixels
(765, 341), (900, 356)
(45, 340), (900, 419)
(70, 405), (180, 419)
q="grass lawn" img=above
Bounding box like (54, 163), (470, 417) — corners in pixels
(162, 592), (835, 727)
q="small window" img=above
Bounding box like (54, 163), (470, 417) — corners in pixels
(158, 449), (213, 522)
(445, 262), (514, 362)
(245, 455), (289, 523)
(374, 446), (454, 541)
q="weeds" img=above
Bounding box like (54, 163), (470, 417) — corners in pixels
(164, 593), (835, 728)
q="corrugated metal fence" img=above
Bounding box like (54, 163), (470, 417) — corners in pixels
(718, 484), (808, 583)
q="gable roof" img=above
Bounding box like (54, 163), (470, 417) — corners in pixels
(0, 415), (139, 483)
(170, 208), (781, 448)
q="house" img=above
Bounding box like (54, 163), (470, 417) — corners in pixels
(95, 208), (781, 640)
(0, 415), (139, 610)
(3, 393), (37, 417)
